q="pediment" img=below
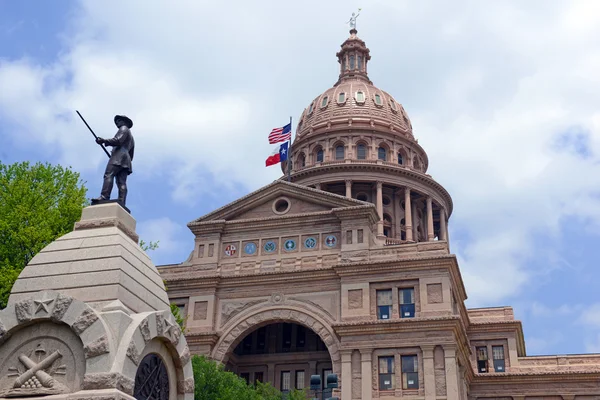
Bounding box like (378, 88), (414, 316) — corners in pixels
(189, 180), (366, 224)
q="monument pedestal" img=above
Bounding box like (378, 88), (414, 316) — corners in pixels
(0, 203), (193, 400)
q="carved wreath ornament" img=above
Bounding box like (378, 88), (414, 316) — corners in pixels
(4, 343), (69, 397)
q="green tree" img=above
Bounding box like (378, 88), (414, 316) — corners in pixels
(192, 355), (262, 400)
(0, 161), (87, 308)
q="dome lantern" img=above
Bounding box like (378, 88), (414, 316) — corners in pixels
(335, 29), (372, 85)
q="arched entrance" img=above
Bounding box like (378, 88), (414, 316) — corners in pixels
(212, 306), (341, 393)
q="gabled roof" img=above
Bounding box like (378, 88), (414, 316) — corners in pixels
(188, 180), (369, 226)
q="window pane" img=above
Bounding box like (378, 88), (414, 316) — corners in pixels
(398, 153), (403, 164)
(339, 92), (345, 103)
(403, 371), (419, 389)
(477, 347), (488, 360)
(477, 359), (488, 373)
(282, 323), (292, 351)
(296, 371), (305, 389)
(316, 149), (324, 162)
(281, 371), (291, 391)
(322, 369), (332, 389)
(350, 55), (355, 69)
(321, 96), (328, 107)
(400, 303), (415, 318)
(378, 147), (386, 160)
(357, 144), (366, 159)
(379, 356), (394, 373)
(358, 55), (362, 70)
(375, 94), (382, 104)
(336, 145), (345, 160)
(399, 288), (414, 304)
(492, 346), (504, 360)
(357, 92), (364, 102)
(254, 372), (263, 385)
(309, 103), (314, 113)
(377, 289), (393, 305)
(378, 305), (391, 320)
(241, 373), (250, 384)
(296, 325), (306, 348)
(401, 355), (417, 373)
(493, 358), (505, 372)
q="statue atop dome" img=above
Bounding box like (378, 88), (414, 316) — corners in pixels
(346, 8), (361, 31)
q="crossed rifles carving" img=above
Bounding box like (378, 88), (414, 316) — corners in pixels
(12, 350), (62, 389)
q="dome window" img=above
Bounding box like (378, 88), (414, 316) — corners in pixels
(337, 92), (346, 104)
(298, 153), (306, 168)
(357, 144), (367, 160)
(390, 98), (398, 112)
(378, 146), (387, 161)
(397, 153), (404, 165)
(349, 55), (355, 70)
(356, 91), (365, 104)
(374, 94), (383, 106)
(335, 145), (345, 160)
(321, 96), (329, 108)
(358, 55), (363, 71)
(356, 193), (369, 202)
(308, 102), (314, 114)
(315, 147), (324, 163)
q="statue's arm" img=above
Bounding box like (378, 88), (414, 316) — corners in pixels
(103, 128), (127, 147)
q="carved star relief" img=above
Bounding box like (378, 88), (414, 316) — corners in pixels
(163, 317), (175, 337)
(34, 297), (54, 315)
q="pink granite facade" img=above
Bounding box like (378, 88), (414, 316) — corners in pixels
(158, 29), (600, 399)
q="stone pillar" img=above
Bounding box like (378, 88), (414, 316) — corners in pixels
(315, 183), (321, 191)
(267, 362), (276, 385)
(341, 351), (353, 400)
(360, 349), (373, 400)
(345, 180), (352, 198)
(394, 190), (402, 239)
(412, 202), (418, 241)
(440, 208), (447, 241)
(376, 181), (384, 238)
(444, 346), (459, 400)
(404, 188), (413, 241)
(427, 197), (434, 241)
(421, 346), (436, 400)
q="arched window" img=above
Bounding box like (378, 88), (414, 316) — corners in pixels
(350, 55), (355, 70)
(375, 94), (383, 106)
(358, 55), (362, 70)
(338, 93), (346, 104)
(378, 147), (387, 161)
(390, 98), (398, 112)
(321, 96), (328, 108)
(298, 153), (306, 168)
(315, 147), (324, 163)
(335, 145), (345, 160)
(383, 214), (393, 237)
(357, 144), (367, 160)
(397, 153), (404, 165)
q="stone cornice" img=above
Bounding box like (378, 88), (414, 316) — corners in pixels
(334, 254), (468, 303)
(289, 161), (453, 215)
(472, 370), (600, 382)
(468, 320), (527, 356)
(184, 331), (220, 346)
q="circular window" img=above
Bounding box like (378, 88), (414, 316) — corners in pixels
(356, 193), (368, 202)
(272, 197), (291, 214)
(382, 196), (391, 206)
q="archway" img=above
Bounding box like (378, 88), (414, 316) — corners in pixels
(212, 306), (341, 393)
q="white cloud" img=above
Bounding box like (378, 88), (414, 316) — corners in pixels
(1, 0), (600, 307)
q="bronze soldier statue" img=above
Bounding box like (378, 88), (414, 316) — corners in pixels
(93, 115), (135, 206)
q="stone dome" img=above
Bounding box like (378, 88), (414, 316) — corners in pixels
(295, 29), (414, 141)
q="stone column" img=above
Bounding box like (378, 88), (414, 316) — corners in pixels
(421, 346), (436, 400)
(267, 362), (276, 385)
(341, 351), (353, 400)
(440, 208), (447, 241)
(427, 197), (434, 241)
(360, 349), (373, 400)
(412, 202), (418, 241)
(376, 182), (384, 238)
(404, 187), (413, 241)
(394, 190), (402, 239)
(345, 180), (352, 198)
(444, 346), (459, 400)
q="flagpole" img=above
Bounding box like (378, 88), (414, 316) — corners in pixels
(287, 116), (292, 182)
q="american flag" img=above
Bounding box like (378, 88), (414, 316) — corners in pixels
(268, 123), (292, 144)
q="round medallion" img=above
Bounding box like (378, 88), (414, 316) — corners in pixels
(263, 241), (276, 253)
(325, 235), (337, 247)
(224, 244), (237, 256)
(304, 237), (317, 249)
(134, 353), (169, 400)
(244, 242), (257, 255)
(284, 239), (296, 251)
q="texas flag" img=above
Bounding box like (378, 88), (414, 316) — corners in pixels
(265, 142), (289, 167)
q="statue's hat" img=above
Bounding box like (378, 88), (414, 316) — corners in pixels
(114, 115), (133, 129)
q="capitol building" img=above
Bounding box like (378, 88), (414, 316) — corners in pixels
(159, 29), (600, 399)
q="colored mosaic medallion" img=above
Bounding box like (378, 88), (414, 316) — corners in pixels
(304, 237), (317, 249)
(244, 242), (257, 255)
(224, 244), (236, 256)
(325, 235), (337, 247)
(284, 239), (297, 251)
(263, 241), (277, 253)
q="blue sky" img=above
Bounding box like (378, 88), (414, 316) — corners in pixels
(2, 0), (600, 355)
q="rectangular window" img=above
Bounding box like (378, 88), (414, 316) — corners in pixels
(401, 355), (418, 389)
(399, 288), (415, 318)
(296, 325), (306, 349)
(492, 346), (505, 372)
(256, 327), (266, 353)
(377, 289), (393, 320)
(254, 372), (263, 385)
(295, 370), (305, 389)
(357, 55), (362, 70)
(240, 372), (250, 384)
(282, 323), (292, 351)
(378, 356), (394, 390)
(350, 55), (355, 70)
(476, 346), (488, 373)
(281, 371), (291, 391)
(335, 145), (345, 160)
(322, 369), (333, 389)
